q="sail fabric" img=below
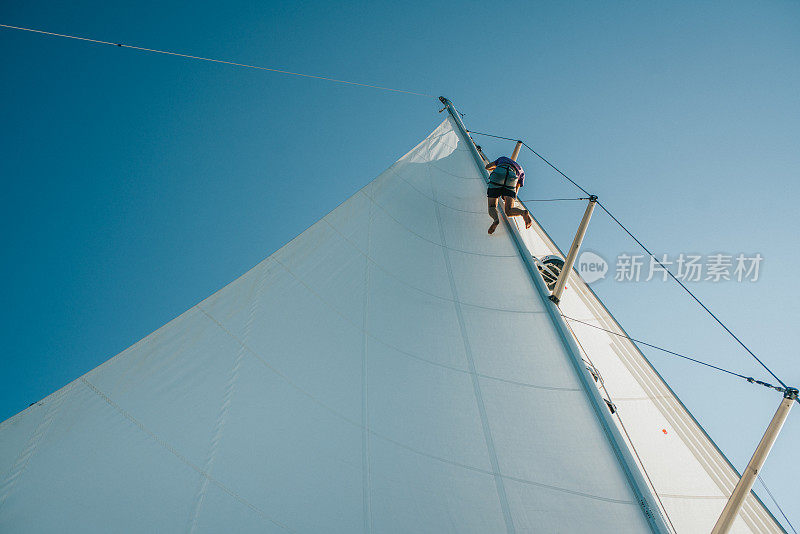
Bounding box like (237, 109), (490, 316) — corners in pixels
(0, 117), (663, 533)
(511, 210), (786, 533)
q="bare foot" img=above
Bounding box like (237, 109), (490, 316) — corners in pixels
(523, 212), (532, 229)
(488, 220), (499, 234)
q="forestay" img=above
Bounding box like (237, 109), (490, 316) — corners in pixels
(2, 116), (690, 532)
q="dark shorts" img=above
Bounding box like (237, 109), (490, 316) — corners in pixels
(487, 186), (516, 199)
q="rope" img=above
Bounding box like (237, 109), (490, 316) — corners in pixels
(594, 200), (788, 390)
(469, 128), (788, 390)
(758, 475), (799, 534)
(561, 315), (787, 393)
(563, 311), (796, 533)
(519, 197), (589, 202)
(467, 130), (518, 142)
(468, 131), (593, 196)
(519, 140), (592, 197)
(0, 24), (434, 98)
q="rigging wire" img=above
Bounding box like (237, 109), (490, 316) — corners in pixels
(467, 130), (592, 196)
(3, 22), (784, 387)
(0, 24), (435, 98)
(468, 129), (789, 390)
(519, 139), (592, 197)
(566, 312), (797, 534)
(561, 315), (787, 393)
(6, 24), (795, 527)
(758, 475), (799, 534)
(478, 130), (798, 529)
(562, 318), (678, 534)
(594, 200), (788, 390)
(519, 197), (589, 202)
(467, 131), (517, 141)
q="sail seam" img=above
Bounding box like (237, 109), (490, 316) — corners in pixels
(356, 189), (518, 257)
(187, 263), (265, 533)
(0, 386), (70, 515)
(426, 160), (483, 180)
(194, 304), (638, 505)
(387, 166), (489, 214)
(320, 217), (538, 312)
(79, 377), (295, 532)
(361, 186), (374, 534)
(424, 137), (473, 154)
(429, 157), (515, 534)
(269, 255), (579, 391)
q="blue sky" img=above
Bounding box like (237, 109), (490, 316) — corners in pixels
(2, 0), (799, 527)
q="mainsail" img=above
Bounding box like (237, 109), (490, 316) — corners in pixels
(0, 110), (785, 532)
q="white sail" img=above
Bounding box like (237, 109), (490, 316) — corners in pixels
(0, 110), (783, 533)
(1, 116), (673, 533)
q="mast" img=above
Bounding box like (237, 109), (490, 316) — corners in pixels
(438, 96), (672, 534)
(711, 388), (798, 534)
(549, 195), (597, 305)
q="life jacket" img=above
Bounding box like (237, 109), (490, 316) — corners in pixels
(488, 164), (519, 189)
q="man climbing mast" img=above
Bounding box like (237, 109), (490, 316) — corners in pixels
(485, 147), (532, 234)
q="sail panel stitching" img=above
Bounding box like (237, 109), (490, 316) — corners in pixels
(356, 189), (517, 258)
(187, 263), (265, 532)
(195, 304), (636, 506)
(319, 217), (538, 312)
(80, 377), (296, 532)
(269, 257), (576, 391)
(361, 190), (374, 533)
(0, 387), (70, 515)
(430, 161), (515, 534)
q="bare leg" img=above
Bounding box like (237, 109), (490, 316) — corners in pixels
(487, 197), (500, 234)
(503, 196), (532, 228)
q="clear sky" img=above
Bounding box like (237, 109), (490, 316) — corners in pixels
(2, 0), (799, 528)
